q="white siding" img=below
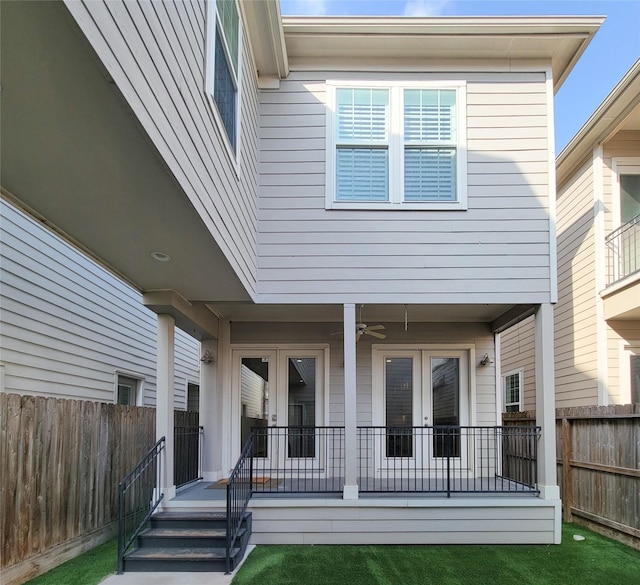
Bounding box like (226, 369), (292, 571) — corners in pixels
(0, 200), (199, 407)
(64, 0), (260, 296)
(258, 71), (552, 304)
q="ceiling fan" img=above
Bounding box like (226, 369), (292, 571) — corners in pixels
(332, 306), (387, 342)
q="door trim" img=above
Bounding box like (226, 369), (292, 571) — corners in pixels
(229, 344), (330, 464)
(371, 344), (476, 474)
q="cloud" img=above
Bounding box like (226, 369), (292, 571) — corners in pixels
(403, 0), (452, 17)
(281, 0), (329, 16)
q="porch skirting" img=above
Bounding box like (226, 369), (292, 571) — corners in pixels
(247, 497), (561, 545)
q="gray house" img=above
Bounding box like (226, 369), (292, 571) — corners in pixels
(1, 0), (603, 549)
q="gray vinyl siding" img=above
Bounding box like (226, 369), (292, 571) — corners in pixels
(246, 499), (558, 544)
(65, 0), (260, 296)
(258, 71), (551, 304)
(230, 321), (497, 426)
(0, 200), (199, 407)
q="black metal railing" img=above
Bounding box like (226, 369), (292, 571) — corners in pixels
(357, 426), (541, 496)
(174, 425), (203, 488)
(117, 437), (165, 574)
(250, 426), (345, 493)
(226, 434), (254, 573)
(228, 426), (539, 500)
(606, 214), (640, 285)
(500, 425), (539, 487)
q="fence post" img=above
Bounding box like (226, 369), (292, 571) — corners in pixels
(561, 418), (573, 522)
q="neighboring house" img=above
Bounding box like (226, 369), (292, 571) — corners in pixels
(501, 60), (640, 411)
(0, 199), (201, 409)
(1, 0), (604, 547)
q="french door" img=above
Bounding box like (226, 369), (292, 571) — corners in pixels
(232, 347), (326, 467)
(373, 347), (470, 472)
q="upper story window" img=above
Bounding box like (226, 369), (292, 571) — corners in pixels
(206, 0), (240, 156)
(326, 81), (467, 210)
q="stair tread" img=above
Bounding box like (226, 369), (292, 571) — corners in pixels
(125, 547), (239, 561)
(152, 511), (227, 521)
(141, 527), (229, 538)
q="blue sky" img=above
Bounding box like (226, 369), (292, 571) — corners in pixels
(279, 0), (640, 155)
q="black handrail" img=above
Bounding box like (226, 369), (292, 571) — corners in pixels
(117, 437), (165, 574)
(226, 433), (254, 573)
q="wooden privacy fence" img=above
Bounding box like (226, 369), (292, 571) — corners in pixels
(0, 394), (200, 582)
(504, 404), (640, 546)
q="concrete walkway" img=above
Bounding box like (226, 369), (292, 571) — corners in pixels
(99, 546), (255, 585)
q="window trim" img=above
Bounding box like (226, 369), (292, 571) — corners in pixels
(502, 369), (523, 413)
(205, 0), (242, 166)
(325, 80), (467, 211)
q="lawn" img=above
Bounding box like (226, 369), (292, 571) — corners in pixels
(24, 538), (117, 585)
(232, 524), (640, 585)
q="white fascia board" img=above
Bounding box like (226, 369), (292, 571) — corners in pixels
(240, 0), (289, 82)
(282, 15), (605, 36)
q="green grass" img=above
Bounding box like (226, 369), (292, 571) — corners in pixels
(25, 538), (117, 585)
(232, 524), (640, 585)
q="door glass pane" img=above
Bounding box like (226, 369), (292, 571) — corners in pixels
(287, 357), (316, 458)
(241, 358), (269, 456)
(385, 357), (413, 457)
(432, 357), (460, 457)
(620, 174), (640, 223)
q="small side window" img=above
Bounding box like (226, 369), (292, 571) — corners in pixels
(117, 375), (141, 406)
(187, 383), (200, 412)
(502, 371), (522, 413)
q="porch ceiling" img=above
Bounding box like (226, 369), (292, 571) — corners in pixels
(208, 302), (520, 324)
(0, 1), (249, 304)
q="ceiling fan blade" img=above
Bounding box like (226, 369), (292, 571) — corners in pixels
(366, 330), (386, 339)
(366, 324), (386, 331)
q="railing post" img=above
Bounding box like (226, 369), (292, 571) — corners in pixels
(117, 483), (124, 574)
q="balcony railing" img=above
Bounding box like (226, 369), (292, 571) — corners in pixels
(248, 425), (540, 496)
(606, 214), (640, 286)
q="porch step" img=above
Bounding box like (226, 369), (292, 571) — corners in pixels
(122, 511), (252, 573)
(123, 546), (240, 572)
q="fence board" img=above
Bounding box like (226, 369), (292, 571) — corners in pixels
(504, 404), (640, 547)
(0, 394), (156, 573)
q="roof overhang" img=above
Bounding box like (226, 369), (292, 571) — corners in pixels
(282, 15), (603, 91)
(557, 58), (640, 189)
(240, 0), (289, 88)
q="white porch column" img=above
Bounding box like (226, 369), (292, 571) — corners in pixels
(534, 303), (559, 501)
(199, 338), (221, 481)
(156, 313), (176, 501)
(343, 303), (358, 500)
